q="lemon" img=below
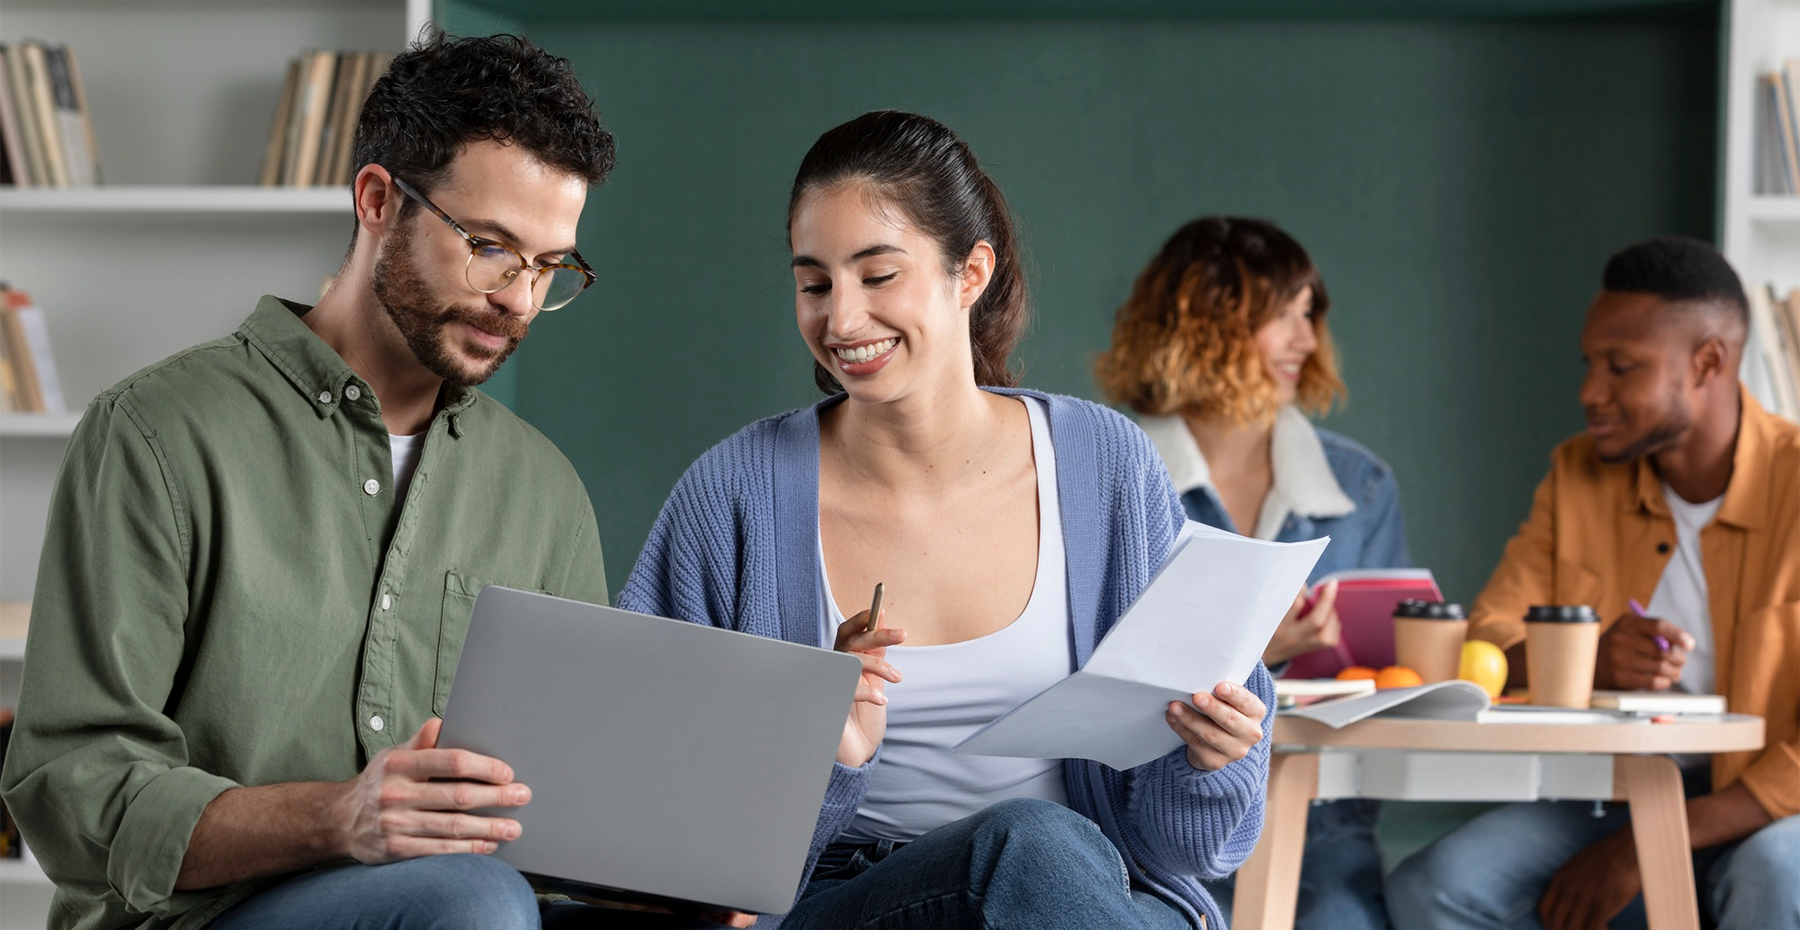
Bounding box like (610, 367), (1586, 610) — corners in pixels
(1459, 640), (1508, 697)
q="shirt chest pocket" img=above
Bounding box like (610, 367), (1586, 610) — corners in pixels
(436, 570), (547, 716)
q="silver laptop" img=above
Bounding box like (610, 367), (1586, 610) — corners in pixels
(437, 585), (861, 915)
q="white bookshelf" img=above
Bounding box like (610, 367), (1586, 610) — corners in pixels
(0, 186), (353, 213)
(0, 413), (82, 437)
(0, 2), (429, 920)
(0, 859), (46, 885)
(1724, 0), (1800, 422)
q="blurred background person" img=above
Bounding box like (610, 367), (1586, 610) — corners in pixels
(1097, 215), (1412, 930)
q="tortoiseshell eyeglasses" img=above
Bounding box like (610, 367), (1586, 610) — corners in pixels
(390, 174), (596, 312)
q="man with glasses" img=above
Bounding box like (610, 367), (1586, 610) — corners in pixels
(2, 32), (733, 930)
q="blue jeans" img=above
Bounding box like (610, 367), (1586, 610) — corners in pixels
(1386, 770), (1800, 930)
(210, 853), (717, 930)
(782, 798), (1195, 930)
(1205, 798), (1390, 930)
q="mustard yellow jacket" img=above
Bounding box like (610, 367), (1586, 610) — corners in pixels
(1469, 389), (1800, 820)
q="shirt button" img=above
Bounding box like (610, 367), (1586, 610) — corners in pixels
(363, 478), (381, 496)
(344, 385), (362, 401)
(317, 390), (333, 404)
(369, 715), (384, 732)
(381, 593), (392, 610)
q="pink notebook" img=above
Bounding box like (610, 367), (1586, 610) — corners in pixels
(1283, 569), (1443, 680)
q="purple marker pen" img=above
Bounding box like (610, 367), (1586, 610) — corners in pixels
(1629, 599), (1670, 652)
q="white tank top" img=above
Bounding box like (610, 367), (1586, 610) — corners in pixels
(821, 397), (1073, 843)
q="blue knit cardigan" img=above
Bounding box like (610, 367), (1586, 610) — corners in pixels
(618, 388), (1274, 929)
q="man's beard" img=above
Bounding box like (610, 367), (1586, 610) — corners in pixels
(371, 223), (529, 388)
(1595, 394), (1691, 464)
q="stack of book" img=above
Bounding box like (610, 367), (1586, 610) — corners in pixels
(1749, 285), (1800, 424)
(1757, 61), (1800, 196)
(0, 286), (64, 414)
(0, 42), (99, 188)
(261, 50), (394, 188)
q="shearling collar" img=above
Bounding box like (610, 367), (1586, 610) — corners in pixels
(1139, 406), (1357, 540)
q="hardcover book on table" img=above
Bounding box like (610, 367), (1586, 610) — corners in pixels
(1283, 569), (1443, 680)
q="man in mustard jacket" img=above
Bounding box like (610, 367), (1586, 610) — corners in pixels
(1387, 237), (1799, 930)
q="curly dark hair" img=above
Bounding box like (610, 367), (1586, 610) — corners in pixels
(350, 30), (615, 222)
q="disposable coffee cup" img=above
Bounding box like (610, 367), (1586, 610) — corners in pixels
(1524, 605), (1601, 708)
(1392, 599), (1468, 684)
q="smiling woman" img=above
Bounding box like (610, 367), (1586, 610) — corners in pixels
(786, 111), (1028, 395)
(619, 110), (1278, 930)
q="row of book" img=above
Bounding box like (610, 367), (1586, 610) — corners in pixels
(261, 50), (394, 188)
(0, 41), (99, 188)
(1749, 286), (1800, 424)
(1755, 60), (1800, 196)
(0, 287), (65, 415)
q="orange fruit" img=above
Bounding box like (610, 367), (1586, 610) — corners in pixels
(1374, 665), (1424, 690)
(1458, 640), (1509, 698)
(1336, 666), (1379, 681)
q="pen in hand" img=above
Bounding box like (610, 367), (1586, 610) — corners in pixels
(865, 582), (885, 635)
(1629, 599), (1670, 652)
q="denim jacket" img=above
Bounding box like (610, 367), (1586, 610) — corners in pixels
(1138, 408), (1412, 582)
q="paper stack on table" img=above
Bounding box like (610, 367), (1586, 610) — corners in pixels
(954, 521), (1327, 769)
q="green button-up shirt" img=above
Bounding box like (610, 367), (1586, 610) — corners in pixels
(1, 297), (609, 930)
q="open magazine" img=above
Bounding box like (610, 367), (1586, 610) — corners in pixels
(1280, 680), (1646, 728)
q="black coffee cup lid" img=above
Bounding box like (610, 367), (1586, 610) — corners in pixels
(1394, 598), (1466, 620)
(1525, 604), (1599, 623)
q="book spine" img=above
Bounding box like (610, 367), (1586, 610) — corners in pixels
(0, 302), (43, 413)
(328, 53), (372, 186)
(1763, 77), (1791, 196)
(20, 43), (67, 188)
(60, 45), (100, 186)
(6, 45), (47, 188)
(0, 49), (26, 187)
(12, 303), (62, 413)
(0, 318), (18, 412)
(45, 46), (93, 186)
(1772, 68), (1800, 195)
(314, 52), (354, 187)
(261, 59), (301, 187)
(1755, 284), (1800, 420)
(288, 50), (336, 188)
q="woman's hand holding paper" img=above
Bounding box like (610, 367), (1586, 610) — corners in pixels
(1166, 680), (1267, 771)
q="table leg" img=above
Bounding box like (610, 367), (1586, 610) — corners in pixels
(1613, 754), (1698, 930)
(1233, 752), (1318, 930)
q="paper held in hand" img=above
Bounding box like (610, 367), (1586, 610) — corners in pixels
(953, 521), (1328, 770)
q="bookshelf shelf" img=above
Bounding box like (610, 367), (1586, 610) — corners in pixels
(1747, 196), (1800, 225)
(0, 186), (352, 215)
(0, 413), (82, 437)
(0, 858), (48, 886)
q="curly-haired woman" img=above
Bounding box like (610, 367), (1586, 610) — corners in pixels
(1096, 216), (1411, 930)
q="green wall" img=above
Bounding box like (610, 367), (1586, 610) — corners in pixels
(447, 9), (1717, 603)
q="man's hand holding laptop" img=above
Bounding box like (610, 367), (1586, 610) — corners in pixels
(337, 717), (758, 927)
(335, 717), (529, 862)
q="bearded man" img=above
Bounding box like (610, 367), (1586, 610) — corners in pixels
(1386, 237), (1800, 930)
(0, 33), (721, 930)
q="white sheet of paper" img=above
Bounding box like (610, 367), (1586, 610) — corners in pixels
(954, 521), (1327, 770)
(1280, 680), (1490, 729)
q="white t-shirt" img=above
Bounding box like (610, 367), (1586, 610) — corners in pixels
(1646, 482), (1722, 698)
(824, 397), (1073, 843)
(389, 432), (425, 502)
